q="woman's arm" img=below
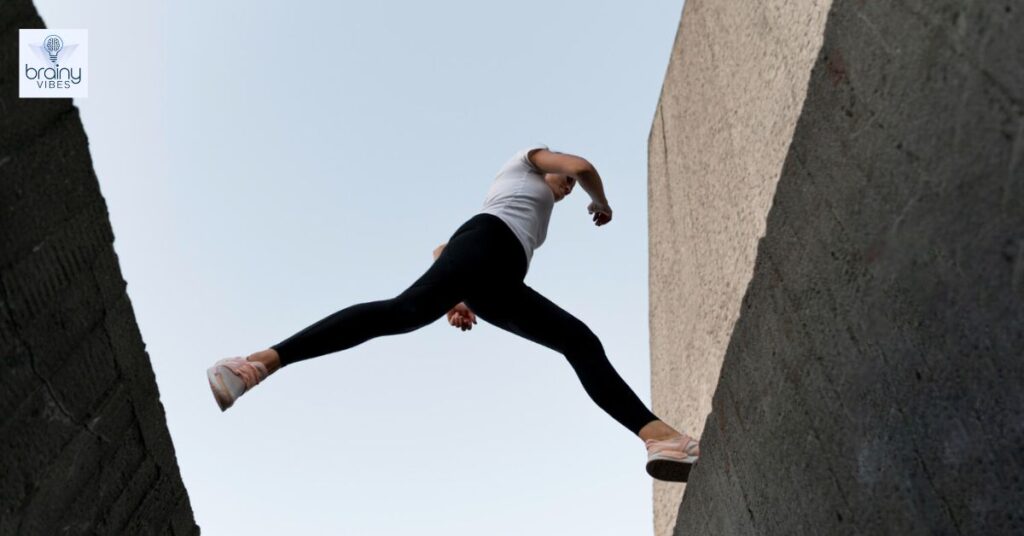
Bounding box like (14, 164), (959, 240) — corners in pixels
(528, 148), (609, 205)
(528, 148), (612, 226)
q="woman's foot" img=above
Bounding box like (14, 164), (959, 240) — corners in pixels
(206, 354), (272, 411)
(645, 433), (700, 482)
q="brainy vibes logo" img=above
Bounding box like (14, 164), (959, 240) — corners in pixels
(19, 29), (88, 98)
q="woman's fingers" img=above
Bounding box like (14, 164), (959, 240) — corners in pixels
(450, 312), (473, 330)
(445, 309), (477, 331)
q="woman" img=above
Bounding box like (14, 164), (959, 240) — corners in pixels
(206, 144), (701, 482)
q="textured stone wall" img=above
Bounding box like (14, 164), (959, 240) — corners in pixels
(0, 2), (200, 534)
(647, 1), (831, 533)
(651, 0), (1023, 534)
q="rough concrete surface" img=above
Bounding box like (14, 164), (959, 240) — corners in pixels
(652, 0), (1024, 534)
(0, 2), (200, 534)
(647, 1), (831, 533)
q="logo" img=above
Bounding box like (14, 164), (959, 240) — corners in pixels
(19, 29), (88, 98)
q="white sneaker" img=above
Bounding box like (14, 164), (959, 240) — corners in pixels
(207, 356), (269, 411)
(645, 434), (700, 482)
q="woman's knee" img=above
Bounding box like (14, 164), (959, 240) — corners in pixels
(555, 320), (605, 359)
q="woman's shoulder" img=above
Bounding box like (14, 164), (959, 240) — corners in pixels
(521, 143), (549, 172)
(490, 143), (550, 180)
(498, 143), (547, 174)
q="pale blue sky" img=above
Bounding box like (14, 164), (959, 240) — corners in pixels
(35, 1), (685, 533)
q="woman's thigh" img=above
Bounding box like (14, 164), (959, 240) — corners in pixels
(465, 283), (600, 355)
(398, 223), (510, 315)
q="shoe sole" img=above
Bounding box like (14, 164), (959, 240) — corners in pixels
(207, 366), (233, 412)
(646, 453), (698, 482)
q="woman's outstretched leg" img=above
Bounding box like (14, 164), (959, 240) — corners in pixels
(208, 212), (515, 412)
(463, 283), (701, 482)
(267, 256), (467, 368)
(464, 283), (662, 437)
(207, 268), (460, 412)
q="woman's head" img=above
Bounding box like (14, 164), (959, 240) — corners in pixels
(544, 173), (576, 202)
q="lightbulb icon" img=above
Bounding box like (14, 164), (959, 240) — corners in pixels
(44, 34), (63, 64)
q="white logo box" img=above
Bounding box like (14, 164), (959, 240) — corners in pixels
(19, 29), (89, 99)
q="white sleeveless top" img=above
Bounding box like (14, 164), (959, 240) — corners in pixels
(479, 143), (553, 270)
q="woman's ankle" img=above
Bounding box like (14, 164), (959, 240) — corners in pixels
(246, 348), (282, 375)
(638, 420), (686, 442)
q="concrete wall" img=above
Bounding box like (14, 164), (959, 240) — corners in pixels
(0, 2), (200, 534)
(651, 0), (1023, 534)
(647, 1), (831, 533)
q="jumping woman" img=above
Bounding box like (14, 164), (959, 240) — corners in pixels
(206, 144), (701, 482)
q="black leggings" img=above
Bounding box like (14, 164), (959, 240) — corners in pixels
(269, 213), (659, 436)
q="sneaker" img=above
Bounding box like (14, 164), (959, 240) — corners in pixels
(645, 434), (700, 482)
(207, 356), (269, 411)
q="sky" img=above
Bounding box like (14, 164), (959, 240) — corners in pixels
(34, 1), (685, 533)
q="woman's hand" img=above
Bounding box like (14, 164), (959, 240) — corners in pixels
(587, 200), (613, 226)
(447, 302), (477, 331)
